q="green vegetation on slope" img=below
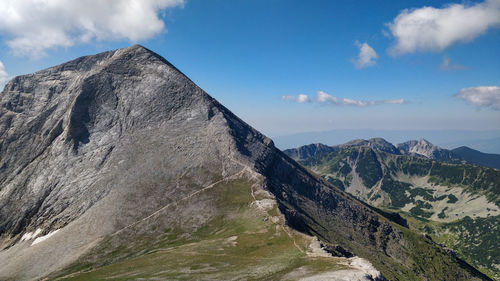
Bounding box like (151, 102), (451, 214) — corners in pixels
(380, 176), (411, 208)
(355, 148), (383, 188)
(436, 216), (500, 280)
(447, 194), (458, 203)
(51, 180), (347, 281)
(409, 202), (434, 219)
(408, 187), (447, 202)
(404, 214), (500, 281)
(295, 146), (500, 279)
(397, 158), (500, 206)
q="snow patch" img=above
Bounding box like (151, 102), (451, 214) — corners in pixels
(31, 229), (60, 246)
(21, 228), (42, 242)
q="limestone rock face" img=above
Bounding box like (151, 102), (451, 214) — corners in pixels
(397, 139), (457, 160)
(0, 45), (254, 279)
(0, 46), (489, 280)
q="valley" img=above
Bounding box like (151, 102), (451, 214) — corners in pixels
(285, 139), (500, 279)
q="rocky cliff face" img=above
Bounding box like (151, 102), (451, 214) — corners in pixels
(397, 139), (458, 160)
(0, 46), (490, 280)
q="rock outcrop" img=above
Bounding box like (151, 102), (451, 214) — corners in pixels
(397, 139), (458, 160)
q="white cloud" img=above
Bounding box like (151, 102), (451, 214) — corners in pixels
(353, 41), (378, 69)
(440, 55), (466, 71)
(0, 61), (8, 89)
(317, 91), (338, 103)
(455, 86), (500, 110)
(0, 0), (184, 57)
(386, 0), (500, 55)
(296, 94), (311, 103)
(281, 94), (311, 103)
(316, 91), (406, 107)
(282, 91), (406, 107)
(383, 99), (406, 104)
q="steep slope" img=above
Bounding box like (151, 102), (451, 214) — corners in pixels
(452, 146), (500, 169)
(288, 140), (500, 279)
(0, 46), (490, 281)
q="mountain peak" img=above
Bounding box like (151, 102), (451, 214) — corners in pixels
(126, 44), (149, 51)
(283, 143), (336, 160)
(397, 139), (457, 160)
(0, 45), (276, 279)
(116, 44), (178, 67)
(418, 138), (432, 144)
(341, 137), (400, 154)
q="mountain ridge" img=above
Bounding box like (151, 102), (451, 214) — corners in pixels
(284, 138), (500, 170)
(396, 138), (459, 161)
(452, 146), (500, 169)
(285, 138), (500, 279)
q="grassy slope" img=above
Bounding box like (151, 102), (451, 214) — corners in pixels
(399, 213), (500, 280)
(50, 180), (348, 281)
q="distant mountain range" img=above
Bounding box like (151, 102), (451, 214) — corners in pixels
(284, 138), (500, 279)
(273, 129), (500, 154)
(287, 138), (500, 170)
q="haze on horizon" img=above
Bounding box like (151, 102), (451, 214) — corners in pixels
(0, 0), (499, 142)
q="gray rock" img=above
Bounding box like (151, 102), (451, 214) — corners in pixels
(397, 138), (459, 160)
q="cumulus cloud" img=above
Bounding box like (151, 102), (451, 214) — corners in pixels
(440, 56), (466, 71)
(455, 86), (500, 110)
(353, 41), (378, 69)
(0, 61), (8, 89)
(0, 0), (184, 57)
(281, 94), (311, 103)
(282, 91), (405, 107)
(316, 91), (406, 107)
(386, 0), (500, 55)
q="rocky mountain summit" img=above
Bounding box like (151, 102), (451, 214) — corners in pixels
(0, 46), (490, 280)
(342, 138), (401, 155)
(397, 139), (459, 160)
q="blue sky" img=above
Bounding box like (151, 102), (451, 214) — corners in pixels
(0, 0), (499, 139)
